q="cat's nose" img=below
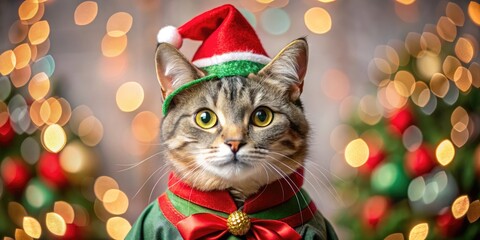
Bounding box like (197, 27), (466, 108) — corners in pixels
(225, 140), (245, 153)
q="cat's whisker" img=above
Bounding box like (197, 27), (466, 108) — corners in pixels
(262, 161), (307, 225)
(116, 149), (167, 172)
(266, 153), (343, 205)
(186, 167), (207, 215)
(132, 164), (169, 200)
(146, 157), (199, 204)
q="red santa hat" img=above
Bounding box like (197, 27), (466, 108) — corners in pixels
(157, 4), (270, 72)
(157, 4), (272, 115)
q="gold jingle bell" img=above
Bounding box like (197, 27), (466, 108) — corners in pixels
(227, 210), (251, 236)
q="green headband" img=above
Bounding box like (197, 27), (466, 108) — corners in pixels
(162, 60), (266, 116)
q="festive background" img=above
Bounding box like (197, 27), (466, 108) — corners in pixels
(1, 0), (480, 239)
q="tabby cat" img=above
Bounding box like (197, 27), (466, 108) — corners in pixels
(126, 38), (338, 240)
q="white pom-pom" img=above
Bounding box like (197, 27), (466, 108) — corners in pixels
(157, 25), (182, 49)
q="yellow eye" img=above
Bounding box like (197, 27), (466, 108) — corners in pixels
(251, 107), (273, 127)
(195, 109), (217, 129)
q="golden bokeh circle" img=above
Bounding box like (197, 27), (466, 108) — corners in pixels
(304, 7), (332, 34)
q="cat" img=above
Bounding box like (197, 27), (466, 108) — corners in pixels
(126, 38), (338, 240)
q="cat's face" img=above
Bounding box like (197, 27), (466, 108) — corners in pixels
(156, 39), (309, 194)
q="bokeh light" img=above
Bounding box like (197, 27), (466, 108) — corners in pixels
(467, 200), (480, 223)
(468, 1), (480, 26)
(396, 0), (415, 5)
(23, 216), (42, 238)
(101, 34), (128, 57)
(54, 201), (75, 224)
(59, 141), (95, 176)
(429, 73), (449, 98)
(21, 137), (41, 165)
(416, 51), (440, 79)
(94, 176), (119, 200)
(106, 217), (131, 240)
(442, 55), (461, 80)
(28, 20), (50, 45)
(46, 212), (66, 236)
(10, 65), (31, 88)
(451, 195), (470, 219)
(107, 12), (133, 37)
(453, 66), (472, 92)
(116, 81), (144, 112)
(15, 229), (31, 240)
(18, 0), (39, 21)
(32, 55), (55, 78)
(13, 43), (31, 69)
(455, 37), (474, 63)
(436, 139), (455, 166)
(411, 81), (430, 107)
(8, 202), (27, 227)
(28, 72), (50, 100)
(330, 124), (358, 152)
(446, 2), (465, 26)
(344, 138), (369, 168)
(0, 50), (16, 76)
(304, 7), (332, 34)
(78, 115), (104, 146)
(261, 8), (290, 35)
(384, 233), (405, 240)
(451, 106), (469, 132)
(357, 95), (382, 125)
(321, 69), (350, 101)
(131, 111), (160, 142)
(436, 16), (456, 42)
(408, 222), (428, 240)
(74, 1), (98, 26)
(102, 189), (129, 215)
(9, 20), (29, 44)
(470, 62), (480, 88)
(41, 124), (67, 153)
(0, 76), (12, 101)
(393, 70), (415, 97)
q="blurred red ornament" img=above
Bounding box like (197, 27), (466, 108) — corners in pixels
(362, 195), (390, 229)
(38, 152), (68, 188)
(358, 145), (386, 175)
(0, 118), (15, 145)
(405, 144), (436, 177)
(437, 208), (464, 237)
(388, 107), (414, 136)
(1, 157), (30, 193)
(61, 223), (82, 239)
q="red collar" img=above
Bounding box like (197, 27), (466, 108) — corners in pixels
(166, 168), (305, 214)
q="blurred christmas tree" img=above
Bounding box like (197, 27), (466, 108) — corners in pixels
(335, 2), (480, 240)
(0, 1), (131, 239)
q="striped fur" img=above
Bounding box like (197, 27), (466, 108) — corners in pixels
(157, 39), (309, 196)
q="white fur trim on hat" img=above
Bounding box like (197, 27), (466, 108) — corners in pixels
(192, 52), (271, 68)
(157, 25), (183, 49)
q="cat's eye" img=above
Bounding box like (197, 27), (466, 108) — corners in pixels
(195, 109), (218, 129)
(251, 107), (273, 127)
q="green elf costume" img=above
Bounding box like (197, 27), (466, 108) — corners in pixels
(126, 4), (338, 240)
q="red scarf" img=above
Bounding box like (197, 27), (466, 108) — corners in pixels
(158, 168), (317, 240)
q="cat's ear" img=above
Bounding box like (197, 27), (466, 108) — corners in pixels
(257, 38), (308, 101)
(155, 43), (205, 100)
